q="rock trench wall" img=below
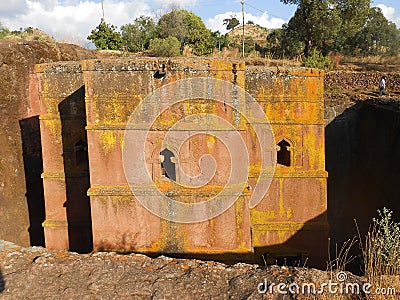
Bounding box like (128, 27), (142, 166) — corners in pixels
(0, 40), (101, 246)
(324, 71), (400, 272)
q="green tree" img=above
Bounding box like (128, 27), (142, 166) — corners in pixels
(302, 49), (334, 70)
(280, 0), (371, 56)
(121, 16), (156, 52)
(87, 19), (122, 50)
(280, 0), (340, 56)
(0, 23), (10, 39)
(243, 36), (256, 55)
(333, 0), (370, 52)
(351, 7), (400, 56)
(211, 31), (230, 51)
(148, 36), (181, 57)
(156, 9), (213, 56)
(157, 9), (186, 42)
(223, 16), (240, 30)
(267, 27), (303, 58)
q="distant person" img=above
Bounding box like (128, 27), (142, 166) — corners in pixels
(379, 75), (390, 97)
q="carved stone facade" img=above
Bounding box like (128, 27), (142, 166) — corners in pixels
(35, 58), (328, 267)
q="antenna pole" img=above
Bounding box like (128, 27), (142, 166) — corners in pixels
(241, 0), (245, 58)
(101, 0), (105, 21)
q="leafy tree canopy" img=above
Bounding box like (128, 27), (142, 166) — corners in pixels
(148, 36), (181, 57)
(0, 23), (10, 39)
(277, 0), (400, 58)
(87, 18), (122, 50)
(121, 16), (156, 52)
(351, 7), (400, 56)
(223, 16), (240, 30)
(211, 31), (230, 50)
(284, 0), (341, 56)
(156, 9), (213, 56)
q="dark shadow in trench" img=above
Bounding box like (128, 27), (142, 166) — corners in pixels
(58, 86), (93, 253)
(19, 116), (46, 246)
(326, 100), (400, 274)
(112, 212), (329, 270)
(0, 268), (4, 293)
(252, 212), (329, 269)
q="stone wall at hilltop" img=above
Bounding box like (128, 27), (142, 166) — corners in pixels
(0, 40), (101, 246)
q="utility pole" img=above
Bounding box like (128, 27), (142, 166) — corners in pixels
(241, 0), (245, 58)
(101, 0), (105, 21)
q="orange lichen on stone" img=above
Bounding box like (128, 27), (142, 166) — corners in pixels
(36, 58), (328, 267)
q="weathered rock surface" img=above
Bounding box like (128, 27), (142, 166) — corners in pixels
(0, 240), (366, 300)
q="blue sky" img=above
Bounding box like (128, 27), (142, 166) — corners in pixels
(0, 0), (399, 47)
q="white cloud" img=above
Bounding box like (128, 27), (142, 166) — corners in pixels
(206, 11), (286, 34)
(376, 4), (400, 27)
(0, 0), (149, 46)
(0, 0), (29, 17)
(152, 0), (197, 8)
(31, 0), (59, 9)
(0, 0), (288, 47)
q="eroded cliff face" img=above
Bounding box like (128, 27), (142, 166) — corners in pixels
(0, 40), (102, 246)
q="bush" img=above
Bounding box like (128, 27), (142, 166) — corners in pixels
(148, 36), (181, 57)
(362, 207), (400, 277)
(0, 22), (10, 39)
(87, 19), (122, 50)
(302, 49), (334, 71)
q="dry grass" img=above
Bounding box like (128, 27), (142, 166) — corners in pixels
(310, 209), (400, 299)
(242, 53), (400, 71)
(244, 56), (302, 67)
(4, 28), (56, 43)
(357, 208), (400, 299)
(327, 238), (358, 274)
(340, 55), (400, 71)
(343, 55), (400, 65)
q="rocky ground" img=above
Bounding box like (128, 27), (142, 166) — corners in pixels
(324, 70), (400, 123)
(0, 240), (368, 300)
(324, 70), (400, 102)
